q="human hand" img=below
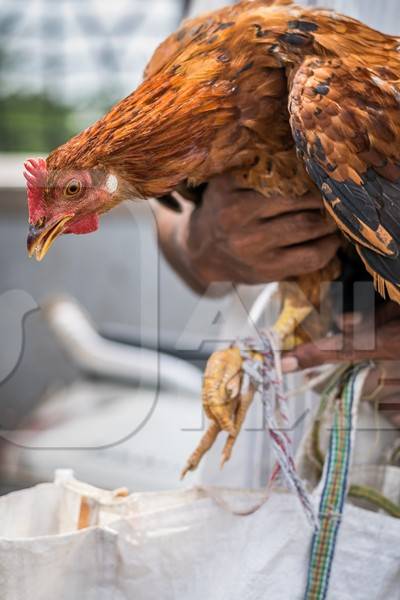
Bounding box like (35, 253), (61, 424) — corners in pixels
(282, 302), (400, 370)
(282, 302), (400, 428)
(170, 174), (340, 289)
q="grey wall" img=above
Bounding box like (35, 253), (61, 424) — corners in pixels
(0, 192), (216, 429)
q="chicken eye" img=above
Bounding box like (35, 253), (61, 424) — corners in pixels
(65, 179), (82, 197)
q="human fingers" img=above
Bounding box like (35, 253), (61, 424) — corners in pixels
(273, 234), (341, 279)
(235, 192), (326, 223)
(206, 176), (324, 217)
(262, 210), (338, 248)
(282, 319), (400, 373)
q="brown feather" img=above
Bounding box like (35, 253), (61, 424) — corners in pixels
(45, 0), (400, 303)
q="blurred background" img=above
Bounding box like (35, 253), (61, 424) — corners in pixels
(0, 0), (398, 494)
(0, 0), (227, 493)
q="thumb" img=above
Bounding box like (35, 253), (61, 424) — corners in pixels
(282, 324), (383, 372)
(282, 334), (346, 372)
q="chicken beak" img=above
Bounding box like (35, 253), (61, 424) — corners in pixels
(27, 215), (74, 261)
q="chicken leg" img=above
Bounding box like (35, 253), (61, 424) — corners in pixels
(181, 259), (341, 477)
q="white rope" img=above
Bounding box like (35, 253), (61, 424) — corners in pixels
(238, 331), (319, 530)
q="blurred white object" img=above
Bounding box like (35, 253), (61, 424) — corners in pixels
(1, 382), (203, 491)
(0, 295), (204, 491)
(1, 472), (399, 600)
(248, 283), (278, 326)
(43, 296), (202, 396)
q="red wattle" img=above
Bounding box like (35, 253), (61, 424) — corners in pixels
(65, 214), (100, 235)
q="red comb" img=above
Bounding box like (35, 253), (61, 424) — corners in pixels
(24, 158), (47, 224)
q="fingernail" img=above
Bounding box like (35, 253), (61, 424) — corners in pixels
(352, 312), (363, 325)
(281, 357), (299, 373)
(336, 312), (363, 330)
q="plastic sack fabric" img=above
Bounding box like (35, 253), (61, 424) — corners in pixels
(0, 472), (399, 600)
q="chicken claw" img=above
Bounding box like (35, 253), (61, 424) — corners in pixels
(220, 384), (256, 468)
(181, 347), (258, 478)
(203, 347), (243, 435)
(181, 421), (220, 479)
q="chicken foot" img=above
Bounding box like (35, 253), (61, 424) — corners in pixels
(182, 262), (341, 477)
(181, 348), (260, 478)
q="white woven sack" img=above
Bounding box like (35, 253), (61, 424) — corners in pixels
(0, 472), (399, 600)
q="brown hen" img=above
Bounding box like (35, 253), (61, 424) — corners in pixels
(24, 0), (400, 470)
